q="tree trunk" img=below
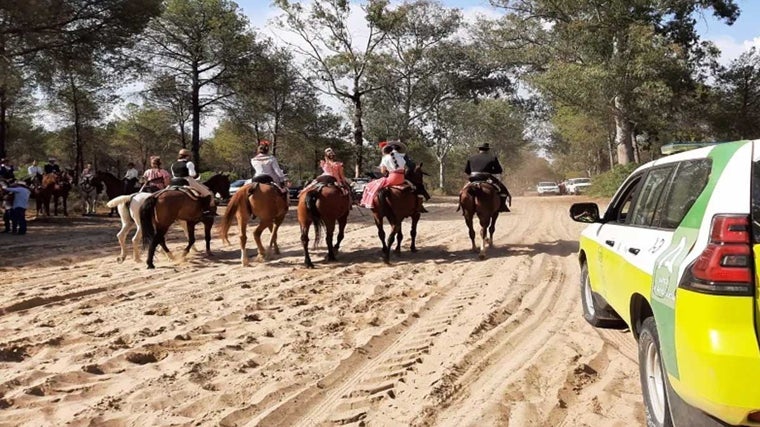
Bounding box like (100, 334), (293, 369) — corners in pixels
(438, 156), (445, 191)
(179, 120), (187, 149)
(70, 77), (84, 181)
(191, 62), (201, 169)
(0, 88), (7, 160)
(613, 96), (634, 165)
(352, 92), (364, 178)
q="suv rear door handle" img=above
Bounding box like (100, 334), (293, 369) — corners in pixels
(629, 247), (640, 255)
(605, 240), (615, 247)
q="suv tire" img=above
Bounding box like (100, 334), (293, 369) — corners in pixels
(580, 263), (626, 328)
(639, 317), (674, 427)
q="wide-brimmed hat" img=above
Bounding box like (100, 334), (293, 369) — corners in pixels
(388, 141), (406, 153)
(477, 143), (491, 150)
(48, 157), (57, 162)
(178, 148), (191, 158)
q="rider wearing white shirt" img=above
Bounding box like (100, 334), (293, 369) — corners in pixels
(27, 160), (43, 177)
(170, 148), (215, 213)
(250, 141), (288, 185)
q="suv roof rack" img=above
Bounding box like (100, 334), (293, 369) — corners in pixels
(660, 141), (722, 156)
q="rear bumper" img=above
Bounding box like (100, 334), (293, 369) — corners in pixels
(672, 288), (760, 425)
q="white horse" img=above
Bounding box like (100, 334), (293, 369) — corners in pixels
(79, 175), (98, 215)
(107, 192), (197, 263)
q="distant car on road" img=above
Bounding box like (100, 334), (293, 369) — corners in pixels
(566, 177), (592, 195)
(536, 181), (560, 196)
(228, 179), (248, 197)
(350, 177), (371, 200)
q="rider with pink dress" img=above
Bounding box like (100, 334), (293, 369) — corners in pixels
(361, 142), (407, 208)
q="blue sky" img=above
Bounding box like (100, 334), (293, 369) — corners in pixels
(236, 0), (760, 64)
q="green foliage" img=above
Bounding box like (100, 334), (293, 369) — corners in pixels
(587, 163), (639, 197)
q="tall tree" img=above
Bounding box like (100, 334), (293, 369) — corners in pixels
(0, 0), (161, 158)
(713, 47), (760, 140)
(145, 74), (193, 149)
(139, 0), (258, 168)
(275, 0), (396, 177)
(490, 0), (740, 165)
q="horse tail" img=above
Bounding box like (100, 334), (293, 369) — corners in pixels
(140, 195), (158, 249)
(107, 195), (132, 208)
(220, 188), (248, 245)
(305, 189), (323, 245)
(378, 188), (396, 224)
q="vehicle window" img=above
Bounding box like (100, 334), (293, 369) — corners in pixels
(654, 160), (712, 229)
(604, 175), (643, 223)
(629, 167), (675, 227)
(752, 158), (760, 242)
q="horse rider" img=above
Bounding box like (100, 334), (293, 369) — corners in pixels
(142, 156), (171, 192)
(82, 163), (95, 178)
(250, 140), (289, 197)
(396, 143), (430, 213)
(360, 141), (407, 208)
(0, 158), (15, 181)
(170, 148), (215, 215)
(123, 162), (140, 194)
(44, 157), (61, 174)
(464, 142), (511, 212)
(301, 147), (351, 201)
(27, 160), (43, 178)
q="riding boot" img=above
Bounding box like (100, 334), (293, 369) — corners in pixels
(417, 197), (428, 214)
(499, 195), (510, 212)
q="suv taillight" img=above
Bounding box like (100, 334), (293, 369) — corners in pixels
(680, 215), (754, 296)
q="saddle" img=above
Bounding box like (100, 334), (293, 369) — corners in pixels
(157, 185), (204, 201)
(388, 181), (416, 193)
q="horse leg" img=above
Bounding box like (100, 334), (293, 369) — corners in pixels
(325, 219), (337, 261)
(410, 213), (420, 253)
(385, 222), (399, 264)
(478, 213), (489, 260)
(62, 195), (68, 216)
(158, 231), (173, 261)
(270, 215), (285, 255)
(116, 210), (134, 263)
(183, 221), (196, 259)
(181, 221), (199, 252)
(238, 217), (249, 267)
(203, 218), (213, 256)
(253, 221), (269, 262)
(334, 213), (348, 252)
(375, 216), (387, 255)
(394, 223), (403, 255)
(301, 222), (314, 268)
(464, 212), (477, 253)
(146, 233), (160, 269)
(489, 212), (499, 248)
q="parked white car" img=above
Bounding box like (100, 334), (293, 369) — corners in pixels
(536, 181), (560, 196)
(566, 177), (592, 195)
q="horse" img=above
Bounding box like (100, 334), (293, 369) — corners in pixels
(297, 176), (351, 268)
(107, 192), (178, 264)
(458, 179), (501, 260)
(94, 171), (135, 217)
(219, 179), (289, 266)
(371, 163), (426, 264)
(202, 173), (231, 203)
(22, 174), (43, 215)
(39, 171), (72, 216)
(139, 189), (215, 269)
(79, 175), (98, 215)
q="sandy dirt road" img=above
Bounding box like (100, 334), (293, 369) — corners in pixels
(0, 195), (645, 426)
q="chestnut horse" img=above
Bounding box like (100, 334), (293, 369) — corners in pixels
(219, 181), (288, 266)
(371, 163), (426, 264)
(139, 189), (214, 269)
(39, 171), (72, 216)
(458, 180), (501, 259)
(297, 176), (351, 268)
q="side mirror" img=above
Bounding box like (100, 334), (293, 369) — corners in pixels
(570, 203), (601, 223)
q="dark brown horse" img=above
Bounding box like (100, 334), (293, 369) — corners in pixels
(39, 171), (72, 216)
(371, 163), (426, 264)
(202, 173), (231, 202)
(139, 189), (214, 269)
(297, 176), (351, 268)
(458, 179), (501, 259)
(94, 171), (136, 216)
(219, 181), (289, 266)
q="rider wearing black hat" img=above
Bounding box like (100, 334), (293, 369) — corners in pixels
(464, 143), (511, 212)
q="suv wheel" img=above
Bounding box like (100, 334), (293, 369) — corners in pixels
(638, 317), (674, 427)
(580, 263), (626, 328)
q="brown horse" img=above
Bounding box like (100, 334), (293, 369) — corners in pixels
(220, 181), (289, 266)
(371, 163), (426, 264)
(458, 180), (501, 259)
(202, 173), (231, 202)
(94, 171), (137, 216)
(39, 171), (72, 216)
(139, 189), (214, 269)
(297, 176), (351, 268)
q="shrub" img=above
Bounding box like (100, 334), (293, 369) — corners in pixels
(587, 163), (640, 198)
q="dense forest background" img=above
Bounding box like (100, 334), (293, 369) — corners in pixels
(1, 0), (758, 194)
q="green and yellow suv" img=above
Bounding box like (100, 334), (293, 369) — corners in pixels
(570, 140), (760, 427)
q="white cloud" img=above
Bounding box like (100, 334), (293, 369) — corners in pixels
(709, 35), (760, 65)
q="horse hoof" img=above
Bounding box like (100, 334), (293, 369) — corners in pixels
(116, 256), (124, 263)
(306, 263), (315, 269)
(147, 264), (155, 269)
(410, 247), (418, 253)
(479, 253), (486, 260)
(255, 255), (266, 263)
